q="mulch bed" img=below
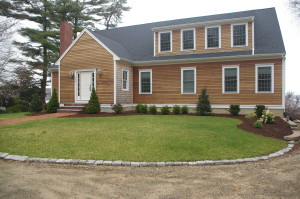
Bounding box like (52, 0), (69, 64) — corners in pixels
(55, 111), (293, 141)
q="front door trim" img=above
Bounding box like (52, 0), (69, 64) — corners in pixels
(74, 68), (97, 103)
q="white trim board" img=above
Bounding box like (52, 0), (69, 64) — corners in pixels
(205, 25), (221, 49)
(122, 69), (130, 91)
(74, 68), (97, 103)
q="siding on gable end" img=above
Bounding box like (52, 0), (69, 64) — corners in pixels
(116, 61), (133, 104)
(60, 32), (114, 104)
(155, 22), (253, 56)
(133, 58), (282, 105)
(51, 72), (59, 94)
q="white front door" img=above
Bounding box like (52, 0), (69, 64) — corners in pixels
(77, 71), (94, 101)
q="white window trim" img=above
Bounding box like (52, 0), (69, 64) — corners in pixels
(139, 69), (152, 94)
(205, 25), (221, 49)
(181, 28), (196, 51)
(181, 67), (196, 94)
(122, 69), (129, 91)
(255, 64), (274, 94)
(158, 31), (172, 53)
(74, 68), (97, 103)
(222, 65), (240, 94)
(231, 23), (248, 47)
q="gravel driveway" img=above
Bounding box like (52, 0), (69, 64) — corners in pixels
(1, 148), (299, 199)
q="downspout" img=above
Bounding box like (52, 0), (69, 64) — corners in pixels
(114, 60), (117, 104)
(282, 55), (286, 111)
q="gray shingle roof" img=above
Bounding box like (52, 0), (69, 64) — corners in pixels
(90, 7), (285, 62)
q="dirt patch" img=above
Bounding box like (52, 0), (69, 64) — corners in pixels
(0, 148), (299, 199)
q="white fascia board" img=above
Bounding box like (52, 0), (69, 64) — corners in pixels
(132, 53), (285, 66)
(54, 28), (120, 66)
(152, 16), (254, 32)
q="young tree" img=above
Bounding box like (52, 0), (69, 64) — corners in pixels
(285, 91), (300, 120)
(30, 93), (43, 112)
(196, 88), (212, 115)
(86, 87), (100, 113)
(47, 88), (59, 113)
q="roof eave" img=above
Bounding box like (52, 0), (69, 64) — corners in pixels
(130, 53), (285, 66)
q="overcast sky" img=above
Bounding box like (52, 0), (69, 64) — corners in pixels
(119, 0), (300, 94)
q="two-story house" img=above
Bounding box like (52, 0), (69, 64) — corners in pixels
(50, 7), (286, 115)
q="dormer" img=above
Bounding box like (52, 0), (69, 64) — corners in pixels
(152, 16), (254, 56)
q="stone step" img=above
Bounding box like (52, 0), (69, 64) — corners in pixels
(63, 103), (87, 107)
(284, 131), (300, 141)
(57, 109), (83, 113)
(60, 106), (85, 109)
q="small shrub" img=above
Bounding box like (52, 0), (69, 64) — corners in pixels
(140, 104), (148, 113)
(135, 104), (143, 113)
(181, 105), (189, 114)
(0, 109), (5, 114)
(253, 120), (263, 128)
(245, 112), (256, 119)
(86, 87), (100, 114)
(255, 105), (267, 117)
(47, 89), (59, 113)
(6, 104), (30, 113)
(161, 106), (170, 115)
(172, 105), (181, 114)
(111, 104), (124, 114)
(196, 88), (212, 115)
(148, 105), (157, 115)
(30, 94), (42, 113)
(260, 110), (275, 124)
(136, 104), (147, 113)
(42, 103), (48, 113)
(228, 105), (240, 116)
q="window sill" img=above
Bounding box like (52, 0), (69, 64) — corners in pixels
(159, 51), (172, 53)
(139, 93), (152, 95)
(255, 92), (274, 94)
(122, 89), (130, 91)
(232, 45), (248, 48)
(223, 92), (239, 94)
(205, 47), (221, 50)
(181, 49), (196, 51)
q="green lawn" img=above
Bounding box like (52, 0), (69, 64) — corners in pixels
(0, 112), (29, 121)
(0, 115), (285, 161)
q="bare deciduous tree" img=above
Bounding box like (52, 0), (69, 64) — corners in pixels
(285, 91), (300, 120)
(289, 0), (300, 18)
(0, 17), (17, 82)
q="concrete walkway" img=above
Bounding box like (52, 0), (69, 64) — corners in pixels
(0, 113), (77, 126)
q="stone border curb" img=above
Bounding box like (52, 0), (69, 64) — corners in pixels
(0, 142), (295, 167)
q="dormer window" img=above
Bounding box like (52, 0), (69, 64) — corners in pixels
(231, 23), (248, 47)
(181, 29), (195, 51)
(159, 31), (172, 52)
(205, 26), (221, 49)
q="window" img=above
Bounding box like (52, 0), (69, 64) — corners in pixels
(222, 66), (239, 94)
(256, 64), (274, 93)
(122, 69), (129, 91)
(139, 69), (152, 94)
(181, 29), (195, 50)
(159, 31), (172, 52)
(206, 26), (221, 49)
(232, 24), (247, 46)
(181, 67), (196, 94)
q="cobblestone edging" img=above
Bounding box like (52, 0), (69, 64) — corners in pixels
(0, 142), (295, 167)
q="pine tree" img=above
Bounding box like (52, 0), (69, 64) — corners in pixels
(196, 88), (212, 115)
(86, 87), (100, 114)
(30, 93), (42, 112)
(0, 0), (59, 103)
(47, 88), (59, 113)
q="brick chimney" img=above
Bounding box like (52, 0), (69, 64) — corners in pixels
(60, 21), (73, 55)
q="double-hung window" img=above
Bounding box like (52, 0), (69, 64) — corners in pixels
(122, 69), (129, 91)
(181, 67), (196, 94)
(256, 64), (274, 93)
(222, 66), (239, 94)
(206, 26), (221, 49)
(139, 69), (152, 94)
(232, 24), (247, 47)
(159, 31), (172, 52)
(181, 29), (195, 50)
